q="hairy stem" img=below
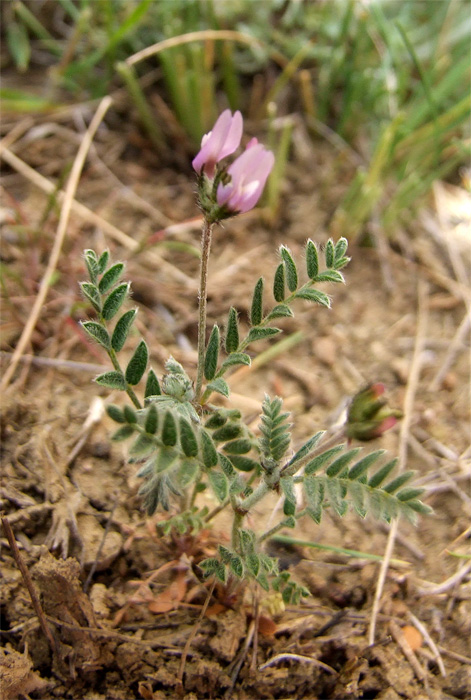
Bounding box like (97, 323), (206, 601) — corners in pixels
(108, 347), (141, 409)
(195, 217), (214, 401)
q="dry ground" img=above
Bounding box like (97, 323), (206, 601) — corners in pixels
(1, 101), (470, 699)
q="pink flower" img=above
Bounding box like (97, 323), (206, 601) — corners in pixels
(192, 110), (243, 178)
(216, 142), (275, 214)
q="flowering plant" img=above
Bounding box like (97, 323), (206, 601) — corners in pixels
(80, 111), (430, 601)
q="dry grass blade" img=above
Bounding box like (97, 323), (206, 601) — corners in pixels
(1, 96), (113, 391)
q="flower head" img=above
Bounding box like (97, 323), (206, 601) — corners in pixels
(192, 110), (243, 178)
(216, 141), (275, 214)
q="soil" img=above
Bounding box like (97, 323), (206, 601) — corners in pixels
(1, 100), (470, 700)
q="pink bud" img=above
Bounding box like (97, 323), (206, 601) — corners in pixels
(192, 110), (243, 178)
(216, 143), (275, 214)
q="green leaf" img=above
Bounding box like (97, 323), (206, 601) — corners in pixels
(325, 239), (335, 268)
(98, 262), (124, 293)
(80, 282), (101, 313)
(7, 21), (31, 72)
(179, 417), (198, 457)
(295, 289), (331, 307)
(204, 324), (220, 380)
(218, 544), (233, 564)
(246, 327), (281, 343)
(212, 423), (242, 441)
(82, 321), (111, 350)
(223, 438), (252, 455)
(123, 405), (137, 423)
(280, 246), (298, 292)
(306, 240), (319, 279)
(198, 558), (219, 577)
(382, 471), (415, 494)
(177, 459), (199, 489)
(246, 553), (260, 577)
(250, 277), (264, 326)
(273, 263), (285, 302)
(368, 459), (398, 488)
(106, 404), (125, 423)
(315, 270), (345, 284)
(161, 411), (177, 447)
(225, 307), (239, 353)
(111, 309), (137, 352)
(257, 572), (270, 591)
(219, 453), (236, 479)
(305, 445), (344, 475)
(288, 432), (324, 468)
(111, 424), (135, 441)
(95, 371), (126, 390)
(334, 237), (348, 262)
(348, 450), (385, 480)
(209, 470), (228, 502)
(129, 434), (154, 457)
(229, 555), (244, 578)
(229, 455), (259, 472)
(84, 249), (99, 283)
(266, 304), (294, 321)
(200, 430), (218, 468)
(145, 404), (158, 434)
(102, 283), (129, 321)
(206, 377), (230, 398)
(280, 477), (297, 516)
(326, 449), (362, 477)
(125, 340), (148, 385)
(145, 368), (161, 397)
(97, 250), (109, 273)
(219, 353), (251, 374)
(397, 487), (426, 502)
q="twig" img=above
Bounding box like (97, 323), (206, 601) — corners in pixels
(177, 578), (216, 686)
(369, 280), (428, 645)
(389, 620), (426, 682)
(0, 350), (107, 374)
(1, 517), (57, 654)
(1, 96), (112, 391)
(429, 311), (471, 391)
(258, 652), (337, 675)
(408, 612), (446, 677)
(415, 561), (471, 596)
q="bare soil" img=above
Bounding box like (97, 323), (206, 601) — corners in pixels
(1, 103), (470, 700)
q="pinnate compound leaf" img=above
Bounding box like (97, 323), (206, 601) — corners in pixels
(266, 304), (294, 321)
(295, 288), (331, 307)
(206, 377), (230, 398)
(82, 321), (111, 349)
(209, 470), (228, 502)
(219, 353), (251, 374)
(95, 370), (126, 390)
(250, 278), (264, 326)
(204, 325), (220, 380)
(102, 283), (129, 321)
(246, 327), (281, 344)
(111, 309), (137, 352)
(225, 307), (239, 353)
(125, 340), (148, 385)
(80, 282), (102, 313)
(280, 246), (298, 292)
(98, 262), (125, 293)
(273, 263), (285, 302)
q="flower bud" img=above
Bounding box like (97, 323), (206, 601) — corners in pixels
(346, 383), (402, 441)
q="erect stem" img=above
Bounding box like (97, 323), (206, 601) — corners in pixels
(195, 217), (214, 401)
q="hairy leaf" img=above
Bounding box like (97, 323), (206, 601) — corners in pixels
(111, 309), (137, 352)
(305, 239), (319, 279)
(80, 282), (101, 313)
(82, 321), (111, 349)
(145, 368), (161, 398)
(280, 246), (298, 292)
(102, 282), (129, 321)
(273, 263), (285, 302)
(204, 324), (220, 380)
(251, 277), (264, 326)
(98, 262), (124, 294)
(125, 340), (148, 385)
(95, 370), (126, 390)
(225, 306), (239, 353)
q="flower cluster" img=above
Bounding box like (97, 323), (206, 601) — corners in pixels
(192, 110), (274, 222)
